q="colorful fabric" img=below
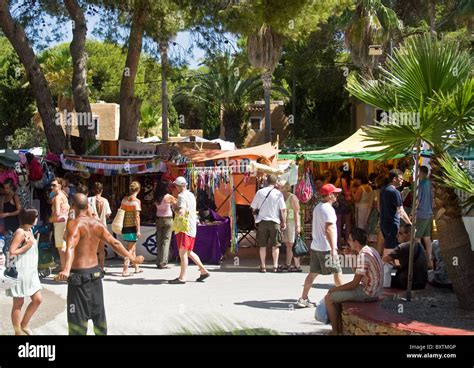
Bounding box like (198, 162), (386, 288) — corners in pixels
(355, 245), (383, 298)
(121, 196), (141, 229)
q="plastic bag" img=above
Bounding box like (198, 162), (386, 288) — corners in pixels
(296, 172), (313, 204)
(315, 298), (330, 324)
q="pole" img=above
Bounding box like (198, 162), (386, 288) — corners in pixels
(407, 138), (421, 301)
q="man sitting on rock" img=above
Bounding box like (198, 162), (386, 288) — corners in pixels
(382, 224), (428, 290)
(325, 228), (383, 335)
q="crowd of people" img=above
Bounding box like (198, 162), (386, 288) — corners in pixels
(0, 160), (436, 335)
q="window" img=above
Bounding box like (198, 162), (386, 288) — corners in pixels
(250, 117), (262, 131)
(93, 117), (100, 137)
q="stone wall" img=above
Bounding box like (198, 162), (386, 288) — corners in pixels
(341, 308), (424, 335)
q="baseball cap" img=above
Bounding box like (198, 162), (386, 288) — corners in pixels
(320, 184), (342, 196)
(173, 176), (187, 187)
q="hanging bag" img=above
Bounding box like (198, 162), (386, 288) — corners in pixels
(292, 234), (309, 257)
(296, 171), (313, 203)
(111, 208), (125, 235)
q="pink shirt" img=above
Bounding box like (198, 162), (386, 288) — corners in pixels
(156, 198), (172, 217)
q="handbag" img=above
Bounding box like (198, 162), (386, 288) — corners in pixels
(111, 208), (125, 235)
(296, 171), (313, 204)
(172, 211), (190, 234)
(292, 235), (309, 257)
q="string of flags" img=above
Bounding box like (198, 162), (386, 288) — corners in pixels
(61, 157), (166, 176)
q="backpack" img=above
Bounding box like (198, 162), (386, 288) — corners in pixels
(31, 161), (54, 189)
(27, 157), (43, 181)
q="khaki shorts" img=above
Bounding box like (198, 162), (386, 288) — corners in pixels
(310, 250), (342, 275)
(54, 221), (67, 249)
(330, 285), (379, 303)
(282, 221), (296, 244)
(257, 221), (281, 248)
(415, 216), (432, 238)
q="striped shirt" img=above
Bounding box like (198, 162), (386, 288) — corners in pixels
(121, 196), (141, 229)
(356, 246), (383, 297)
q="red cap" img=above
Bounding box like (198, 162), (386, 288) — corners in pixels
(320, 184), (342, 196)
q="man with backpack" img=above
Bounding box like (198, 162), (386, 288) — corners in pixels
(250, 174), (287, 273)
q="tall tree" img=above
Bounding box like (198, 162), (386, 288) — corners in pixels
(218, 0), (351, 142)
(64, 0), (94, 151)
(0, 0), (66, 153)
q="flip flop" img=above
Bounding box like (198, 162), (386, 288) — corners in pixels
(134, 269), (144, 274)
(122, 272), (131, 277)
(196, 273), (210, 282)
(168, 278), (186, 284)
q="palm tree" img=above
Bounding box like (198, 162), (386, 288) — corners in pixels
(173, 53), (261, 146)
(347, 34), (474, 309)
(342, 0), (401, 127)
(139, 103), (160, 138)
(343, 0), (400, 74)
(247, 24), (283, 143)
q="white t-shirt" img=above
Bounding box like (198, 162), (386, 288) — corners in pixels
(250, 185), (286, 224)
(311, 202), (337, 251)
(177, 190), (197, 237)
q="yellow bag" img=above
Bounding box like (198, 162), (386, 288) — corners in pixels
(172, 212), (190, 234)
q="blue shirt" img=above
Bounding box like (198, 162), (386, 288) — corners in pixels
(417, 178), (433, 219)
(380, 185), (402, 225)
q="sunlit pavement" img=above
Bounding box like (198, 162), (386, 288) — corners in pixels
(1, 247), (353, 335)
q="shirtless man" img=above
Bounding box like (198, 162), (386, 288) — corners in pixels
(56, 193), (144, 335)
(51, 178), (70, 270)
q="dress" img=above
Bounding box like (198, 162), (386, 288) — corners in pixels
(6, 230), (42, 298)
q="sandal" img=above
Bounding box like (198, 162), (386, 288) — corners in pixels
(21, 327), (33, 335)
(122, 271), (130, 277)
(290, 266), (303, 273)
(134, 268), (143, 274)
(281, 264), (291, 272)
(259, 266), (267, 273)
(272, 265), (283, 273)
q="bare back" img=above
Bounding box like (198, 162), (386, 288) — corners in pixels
(68, 216), (107, 269)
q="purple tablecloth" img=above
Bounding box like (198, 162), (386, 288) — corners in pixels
(171, 210), (231, 265)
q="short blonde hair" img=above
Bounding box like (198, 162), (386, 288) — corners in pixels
(130, 181), (141, 194)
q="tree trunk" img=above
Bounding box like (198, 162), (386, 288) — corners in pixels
(262, 71), (272, 143)
(429, 0), (436, 36)
(65, 0), (94, 154)
(436, 214), (474, 310)
(119, 9), (146, 142)
(0, 0), (65, 154)
(160, 40), (169, 142)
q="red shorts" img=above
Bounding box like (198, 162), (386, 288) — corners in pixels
(176, 232), (196, 251)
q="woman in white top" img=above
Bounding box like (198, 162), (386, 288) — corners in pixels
(279, 181), (302, 272)
(352, 174), (373, 231)
(88, 182), (112, 271)
(6, 208), (42, 335)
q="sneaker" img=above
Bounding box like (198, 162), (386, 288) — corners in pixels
(297, 298), (315, 308)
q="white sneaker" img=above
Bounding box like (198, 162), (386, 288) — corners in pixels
(297, 298), (315, 308)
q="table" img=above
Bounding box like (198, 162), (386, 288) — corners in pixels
(171, 210), (231, 265)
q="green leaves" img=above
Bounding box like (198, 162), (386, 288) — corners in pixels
(348, 34), (473, 155)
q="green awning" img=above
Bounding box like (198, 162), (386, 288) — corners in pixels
(303, 151), (405, 162)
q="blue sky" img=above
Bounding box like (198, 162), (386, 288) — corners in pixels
(44, 12), (237, 69)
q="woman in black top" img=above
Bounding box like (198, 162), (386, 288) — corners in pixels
(0, 179), (22, 232)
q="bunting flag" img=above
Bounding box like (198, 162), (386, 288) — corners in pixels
(61, 156), (166, 176)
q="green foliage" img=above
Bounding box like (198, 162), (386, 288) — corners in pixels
(0, 36), (35, 149)
(11, 122), (47, 150)
(347, 34), (473, 189)
(218, 0), (351, 39)
(273, 23), (352, 143)
(174, 53), (261, 146)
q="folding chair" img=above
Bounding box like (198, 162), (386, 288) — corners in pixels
(236, 205), (257, 247)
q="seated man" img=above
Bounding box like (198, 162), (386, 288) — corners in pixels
(325, 228), (383, 335)
(382, 224), (428, 290)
